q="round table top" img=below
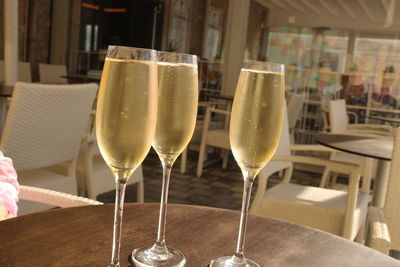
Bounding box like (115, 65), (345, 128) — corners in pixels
(0, 203), (397, 267)
(316, 133), (393, 161)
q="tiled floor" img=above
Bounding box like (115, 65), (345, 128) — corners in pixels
(98, 149), (321, 210)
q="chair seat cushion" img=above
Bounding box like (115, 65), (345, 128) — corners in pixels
(255, 183), (368, 240)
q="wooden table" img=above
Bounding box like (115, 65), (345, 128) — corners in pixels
(0, 203), (397, 267)
(316, 134), (393, 207)
(61, 74), (101, 83)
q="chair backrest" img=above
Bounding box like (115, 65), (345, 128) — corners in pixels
(259, 105), (292, 178)
(18, 62), (32, 82)
(287, 94), (305, 130)
(0, 82), (98, 171)
(0, 61), (32, 83)
(328, 99), (349, 133)
(383, 127), (400, 250)
(39, 63), (68, 84)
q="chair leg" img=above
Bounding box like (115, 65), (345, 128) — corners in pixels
(136, 181), (144, 203)
(361, 157), (373, 194)
(180, 149), (187, 174)
(222, 149), (229, 169)
(355, 221), (366, 244)
(320, 167), (332, 188)
(331, 173), (338, 186)
(197, 144), (207, 178)
(282, 167), (293, 183)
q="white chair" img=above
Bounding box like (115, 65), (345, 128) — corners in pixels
(367, 127), (400, 254)
(18, 62), (32, 82)
(76, 131), (144, 202)
(1, 82), (98, 214)
(196, 101), (304, 178)
(18, 185), (102, 216)
(321, 99), (392, 190)
(0, 61), (32, 82)
(196, 106), (231, 177)
(287, 93), (305, 141)
(39, 63), (68, 84)
(250, 109), (368, 241)
(328, 99), (393, 136)
(180, 101), (225, 174)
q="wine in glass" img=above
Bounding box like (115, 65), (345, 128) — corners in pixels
(131, 51), (198, 266)
(96, 46), (158, 267)
(210, 60), (285, 267)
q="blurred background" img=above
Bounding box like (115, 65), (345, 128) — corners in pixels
(2, 0), (400, 144)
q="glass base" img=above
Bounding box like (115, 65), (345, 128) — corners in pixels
(131, 244), (186, 267)
(209, 255), (260, 267)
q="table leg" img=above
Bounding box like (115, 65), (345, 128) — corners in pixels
(372, 159), (391, 208)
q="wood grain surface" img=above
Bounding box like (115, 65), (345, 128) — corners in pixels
(0, 203), (398, 266)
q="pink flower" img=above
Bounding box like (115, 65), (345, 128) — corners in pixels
(0, 151), (19, 217)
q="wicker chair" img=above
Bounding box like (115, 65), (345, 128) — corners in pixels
(0, 82), (98, 214)
(320, 99), (394, 190)
(250, 109), (368, 241)
(367, 127), (400, 254)
(19, 185), (102, 216)
(39, 63), (68, 84)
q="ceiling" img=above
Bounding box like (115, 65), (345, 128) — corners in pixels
(255, 0), (400, 34)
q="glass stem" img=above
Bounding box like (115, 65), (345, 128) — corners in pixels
(110, 176), (127, 267)
(233, 171), (256, 262)
(155, 158), (174, 250)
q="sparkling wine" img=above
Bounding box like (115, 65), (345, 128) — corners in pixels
(230, 69), (285, 171)
(152, 62), (198, 158)
(96, 58), (158, 178)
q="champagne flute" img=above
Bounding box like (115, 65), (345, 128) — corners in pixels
(131, 51), (198, 266)
(96, 46), (158, 267)
(210, 61), (285, 267)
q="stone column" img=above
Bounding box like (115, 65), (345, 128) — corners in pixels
(50, 0), (70, 65)
(4, 0), (18, 85)
(221, 0), (250, 96)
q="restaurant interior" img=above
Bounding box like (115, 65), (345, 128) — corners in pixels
(1, 0), (400, 266)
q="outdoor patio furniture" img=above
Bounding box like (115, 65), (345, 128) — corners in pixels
(0, 82), (98, 215)
(39, 63), (68, 84)
(367, 127), (400, 254)
(251, 108), (368, 241)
